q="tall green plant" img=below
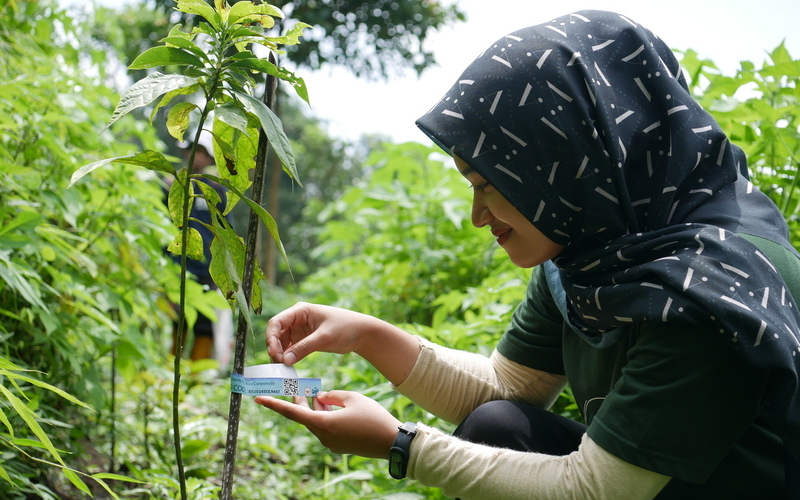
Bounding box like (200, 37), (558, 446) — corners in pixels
(69, 1), (310, 498)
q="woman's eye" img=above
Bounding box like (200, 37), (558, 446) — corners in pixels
(472, 182), (489, 191)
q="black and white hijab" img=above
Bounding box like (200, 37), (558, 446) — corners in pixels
(417, 10), (800, 461)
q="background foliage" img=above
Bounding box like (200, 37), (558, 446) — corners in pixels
(0, 0), (798, 499)
(681, 43), (800, 243)
(102, 0), (465, 80)
(0, 1), (178, 496)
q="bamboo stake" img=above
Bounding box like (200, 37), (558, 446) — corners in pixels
(219, 53), (279, 500)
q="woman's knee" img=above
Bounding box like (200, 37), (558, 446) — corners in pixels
(454, 400), (585, 455)
(454, 400), (536, 449)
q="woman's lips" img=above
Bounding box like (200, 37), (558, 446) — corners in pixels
(492, 227), (511, 245)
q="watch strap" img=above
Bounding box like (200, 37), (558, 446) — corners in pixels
(388, 421), (417, 479)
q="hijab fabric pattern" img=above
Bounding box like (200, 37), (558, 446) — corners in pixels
(416, 10), (800, 457)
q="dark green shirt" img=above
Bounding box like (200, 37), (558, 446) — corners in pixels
(497, 234), (795, 499)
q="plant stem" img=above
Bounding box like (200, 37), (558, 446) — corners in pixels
(173, 106), (212, 500)
(110, 344), (116, 474)
(219, 55), (279, 500)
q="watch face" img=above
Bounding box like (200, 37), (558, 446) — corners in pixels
(389, 448), (405, 479)
(389, 423), (416, 480)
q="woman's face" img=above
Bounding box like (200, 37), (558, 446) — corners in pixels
(456, 156), (564, 268)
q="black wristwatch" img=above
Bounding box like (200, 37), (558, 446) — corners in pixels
(388, 421), (418, 479)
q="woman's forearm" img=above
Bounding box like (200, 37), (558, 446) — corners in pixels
(353, 316), (423, 386)
(394, 339), (566, 424)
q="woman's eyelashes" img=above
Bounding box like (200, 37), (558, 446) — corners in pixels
(472, 182), (489, 191)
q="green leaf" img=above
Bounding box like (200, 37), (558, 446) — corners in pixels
(36, 225), (99, 277)
(11, 438), (51, 449)
(208, 224), (251, 325)
(227, 50), (258, 61)
(229, 30), (277, 52)
(229, 27), (266, 42)
(192, 22), (217, 38)
(69, 150), (177, 187)
(233, 90), (301, 186)
(193, 178), (222, 208)
(3, 370), (91, 409)
(257, 15), (275, 30)
(228, 57), (309, 104)
(201, 173), (289, 277)
(181, 439), (211, 458)
(0, 211), (41, 239)
(0, 258), (48, 310)
(207, 130), (238, 175)
(270, 21), (311, 47)
(0, 407), (14, 437)
(0, 464), (12, 486)
(69, 301), (121, 334)
(150, 83), (201, 124)
(770, 40), (792, 65)
(227, 1), (283, 26)
(212, 119), (255, 211)
(161, 36), (208, 61)
(0, 385), (66, 467)
(759, 61), (800, 78)
(129, 46), (205, 70)
(167, 102), (198, 141)
(167, 227), (205, 261)
(91, 472), (146, 483)
(215, 103), (249, 136)
(168, 169), (190, 228)
(178, 0), (221, 30)
(89, 477), (120, 500)
(62, 468), (91, 496)
(107, 72), (199, 129)
(0, 358), (27, 371)
(168, 23), (192, 39)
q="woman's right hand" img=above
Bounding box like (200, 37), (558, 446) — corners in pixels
(266, 302), (378, 365)
(265, 302), (422, 385)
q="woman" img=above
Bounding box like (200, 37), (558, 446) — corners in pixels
(256, 11), (799, 499)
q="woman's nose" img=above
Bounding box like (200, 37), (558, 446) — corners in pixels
(471, 193), (491, 228)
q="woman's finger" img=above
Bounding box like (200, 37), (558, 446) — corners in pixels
(254, 396), (319, 426)
(265, 304), (310, 359)
(315, 390), (350, 408)
(312, 395), (333, 411)
(293, 395), (310, 409)
(266, 334), (287, 363)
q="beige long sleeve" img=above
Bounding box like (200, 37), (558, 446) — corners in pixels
(393, 338), (670, 499)
(393, 337), (567, 424)
(407, 426), (670, 500)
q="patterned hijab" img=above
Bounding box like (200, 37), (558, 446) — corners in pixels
(416, 10), (800, 459)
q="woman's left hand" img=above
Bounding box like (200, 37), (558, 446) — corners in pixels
(255, 390), (402, 459)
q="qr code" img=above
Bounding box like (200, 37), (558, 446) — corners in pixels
(283, 378), (299, 396)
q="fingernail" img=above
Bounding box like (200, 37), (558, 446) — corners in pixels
(283, 352), (296, 365)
